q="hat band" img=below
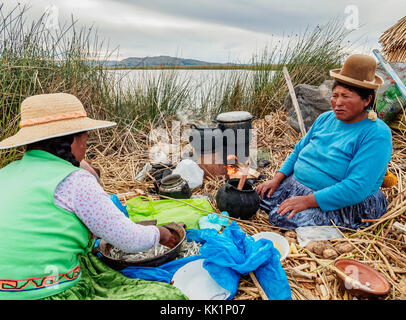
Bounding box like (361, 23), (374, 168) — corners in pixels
(19, 111), (87, 128)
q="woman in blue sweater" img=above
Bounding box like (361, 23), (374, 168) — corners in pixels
(257, 54), (392, 230)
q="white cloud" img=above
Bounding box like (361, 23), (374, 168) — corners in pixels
(3, 0), (406, 62)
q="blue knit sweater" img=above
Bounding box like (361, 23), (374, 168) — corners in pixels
(279, 110), (392, 211)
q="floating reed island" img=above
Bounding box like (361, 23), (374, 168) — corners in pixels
(86, 108), (406, 301)
(1, 4), (405, 300)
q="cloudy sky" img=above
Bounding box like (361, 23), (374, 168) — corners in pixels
(3, 0), (405, 63)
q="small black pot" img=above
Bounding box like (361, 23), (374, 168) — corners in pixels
(215, 178), (260, 220)
(158, 174), (192, 199)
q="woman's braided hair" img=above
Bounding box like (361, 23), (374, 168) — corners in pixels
(26, 133), (81, 167)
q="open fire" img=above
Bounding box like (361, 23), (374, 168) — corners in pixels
(226, 155), (260, 180)
(196, 153), (260, 179)
(226, 155), (240, 179)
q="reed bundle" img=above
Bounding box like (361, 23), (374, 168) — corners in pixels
(379, 16), (406, 62)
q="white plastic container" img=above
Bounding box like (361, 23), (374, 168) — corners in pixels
(172, 159), (204, 189)
(252, 232), (290, 261)
(171, 259), (230, 300)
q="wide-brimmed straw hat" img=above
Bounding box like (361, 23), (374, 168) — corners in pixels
(330, 54), (384, 89)
(0, 93), (116, 149)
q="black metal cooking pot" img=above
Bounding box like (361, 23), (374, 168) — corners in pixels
(189, 111), (256, 165)
(214, 111), (256, 164)
(215, 178), (260, 220)
(188, 123), (223, 154)
(92, 222), (186, 270)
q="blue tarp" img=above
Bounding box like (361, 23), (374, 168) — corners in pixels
(120, 221), (291, 300)
(110, 194), (129, 217)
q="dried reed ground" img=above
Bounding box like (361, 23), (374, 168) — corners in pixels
(86, 110), (406, 300)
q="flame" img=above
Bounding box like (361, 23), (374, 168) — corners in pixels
(226, 155), (240, 178)
(226, 164), (239, 177)
(226, 154), (240, 179)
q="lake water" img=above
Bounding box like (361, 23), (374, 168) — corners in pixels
(111, 69), (252, 90)
(108, 68), (276, 121)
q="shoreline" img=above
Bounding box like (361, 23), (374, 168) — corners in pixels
(103, 64), (280, 71)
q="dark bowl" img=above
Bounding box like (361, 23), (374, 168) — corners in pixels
(93, 222), (186, 271)
(334, 259), (391, 297)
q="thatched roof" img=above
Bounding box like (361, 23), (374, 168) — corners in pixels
(379, 16), (406, 62)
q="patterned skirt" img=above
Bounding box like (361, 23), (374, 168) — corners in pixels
(42, 252), (187, 300)
(259, 175), (387, 230)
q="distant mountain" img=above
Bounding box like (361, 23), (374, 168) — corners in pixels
(103, 55), (224, 67)
(103, 60), (121, 67)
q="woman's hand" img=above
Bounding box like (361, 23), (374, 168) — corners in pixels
(157, 226), (177, 248)
(256, 172), (286, 199)
(277, 194), (318, 219)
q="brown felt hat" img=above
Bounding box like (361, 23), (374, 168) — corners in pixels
(0, 93), (116, 149)
(330, 54), (384, 89)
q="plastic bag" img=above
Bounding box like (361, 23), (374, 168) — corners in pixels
(295, 226), (343, 247)
(110, 194), (129, 217)
(121, 255), (201, 283)
(376, 78), (406, 124)
(172, 159), (204, 189)
(198, 211), (230, 231)
(135, 163), (152, 182)
(120, 221), (291, 300)
(187, 221), (291, 300)
(125, 196), (211, 229)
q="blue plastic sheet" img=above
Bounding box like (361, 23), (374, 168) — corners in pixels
(121, 255), (201, 283)
(110, 194), (129, 217)
(119, 221), (291, 300)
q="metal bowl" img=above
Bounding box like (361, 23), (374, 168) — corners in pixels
(93, 222), (186, 271)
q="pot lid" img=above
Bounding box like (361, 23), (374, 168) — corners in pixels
(216, 111), (253, 122)
(190, 122), (218, 129)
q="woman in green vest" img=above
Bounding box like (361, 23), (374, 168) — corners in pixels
(0, 93), (187, 300)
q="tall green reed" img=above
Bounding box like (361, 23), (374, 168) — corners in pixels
(0, 4), (189, 166)
(110, 69), (192, 126)
(200, 18), (353, 119)
(0, 4), (355, 168)
(0, 4), (110, 166)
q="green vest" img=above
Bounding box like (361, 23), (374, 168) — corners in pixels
(0, 150), (93, 300)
